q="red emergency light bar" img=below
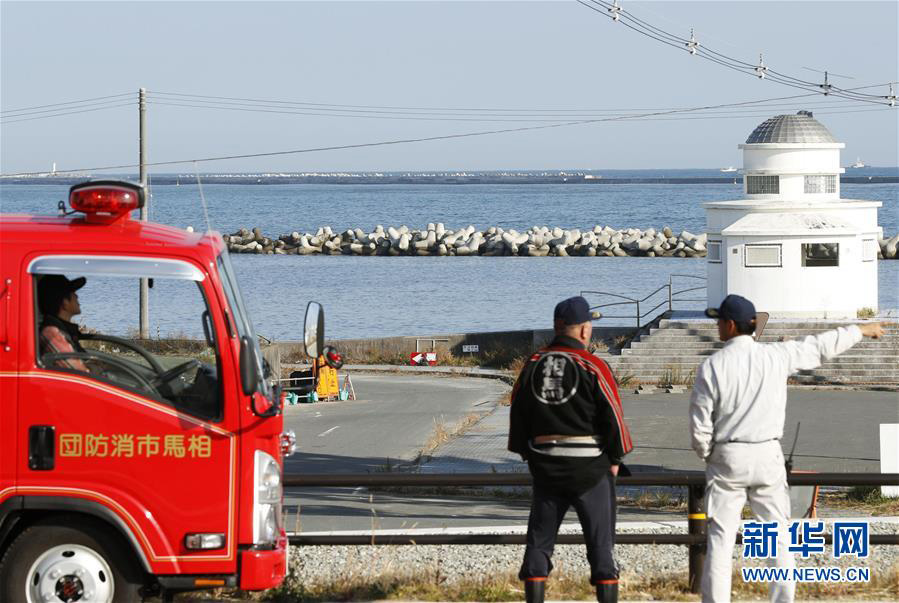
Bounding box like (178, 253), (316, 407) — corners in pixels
(68, 180), (145, 222)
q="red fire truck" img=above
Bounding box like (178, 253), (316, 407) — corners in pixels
(0, 181), (320, 601)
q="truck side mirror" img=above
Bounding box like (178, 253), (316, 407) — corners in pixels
(304, 302), (324, 359)
(239, 335), (259, 396)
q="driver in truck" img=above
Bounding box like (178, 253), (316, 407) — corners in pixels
(37, 274), (91, 372)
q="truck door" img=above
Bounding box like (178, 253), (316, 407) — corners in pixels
(0, 250), (18, 504)
(19, 255), (238, 575)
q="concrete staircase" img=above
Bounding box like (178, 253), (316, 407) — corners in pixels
(604, 317), (899, 386)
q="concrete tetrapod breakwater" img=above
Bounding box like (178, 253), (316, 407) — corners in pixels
(223, 225), (899, 259)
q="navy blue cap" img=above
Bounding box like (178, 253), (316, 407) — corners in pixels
(706, 294), (756, 322)
(554, 296), (601, 326)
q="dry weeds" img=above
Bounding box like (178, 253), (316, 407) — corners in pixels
(420, 412), (484, 457)
(818, 486), (899, 516)
(658, 365), (696, 387)
(181, 564), (898, 601)
(627, 490), (688, 512)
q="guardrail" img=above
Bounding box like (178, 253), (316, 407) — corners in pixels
(582, 274), (706, 328)
(284, 471), (899, 593)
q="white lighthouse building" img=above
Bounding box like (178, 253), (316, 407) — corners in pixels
(705, 111), (881, 318)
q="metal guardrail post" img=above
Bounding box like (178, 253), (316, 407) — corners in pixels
(635, 301), (641, 329)
(668, 276), (673, 311)
(687, 483), (707, 593)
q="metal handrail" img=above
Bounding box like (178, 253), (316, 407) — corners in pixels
(284, 471), (898, 488)
(285, 470), (899, 593)
(666, 274), (708, 315)
(582, 274), (708, 328)
(279, 374), (315, 394)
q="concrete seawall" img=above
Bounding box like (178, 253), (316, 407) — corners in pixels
(225, 226), (899, 259)
(276, 326), (638, 367)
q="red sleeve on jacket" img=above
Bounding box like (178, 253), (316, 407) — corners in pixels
(40, 325), (89, 373)
(570, 349), (634, 457)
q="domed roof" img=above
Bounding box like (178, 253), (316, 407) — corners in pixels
(745, 111), (836, 144)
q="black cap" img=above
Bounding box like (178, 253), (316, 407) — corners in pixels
(706, 294), (756, 323)
(554, 296), (601, 326)
(38, 275), (86, 315)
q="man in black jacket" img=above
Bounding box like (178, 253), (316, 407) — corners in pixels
(509, 296), (634, 603)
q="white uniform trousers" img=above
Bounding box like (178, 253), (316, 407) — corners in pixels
(702, 440), (796, 603)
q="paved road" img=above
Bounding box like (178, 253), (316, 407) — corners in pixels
(285, 376), (897, 533)
(624, 388), (899, 474)
(283, 373), (508, 474)
(282, 373), (510, 532)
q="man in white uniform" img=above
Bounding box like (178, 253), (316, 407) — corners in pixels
(689, 294), (883, 603)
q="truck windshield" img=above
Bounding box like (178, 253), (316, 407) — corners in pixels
(216, 251), (270, 397)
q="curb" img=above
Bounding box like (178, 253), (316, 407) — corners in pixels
(286, 363), (517, 385)
(284, 364), (897, 392)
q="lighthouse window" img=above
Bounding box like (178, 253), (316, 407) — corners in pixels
(744, 244), (781, 267)
(802, 243), (840, 267)
(746, 175), (779, 195)
(707, 241), (722, 263)
(863, 239), (877, 262)
(804, 175), (837, 194)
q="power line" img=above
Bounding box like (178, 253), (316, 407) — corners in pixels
(145, 98), (879, 124)
(635, 107), (893, 121)
(576, 0), (896, 106)
(145, 93), (870, 118)
(2, 95), (893, 178)
(146, 100), (589, 122)
(0, 102), (135, 125)
(0, 99), (137, 120)
(0, 92), (133, 115)
(149, 89), (883, 114)
(586, 0), (893, 103)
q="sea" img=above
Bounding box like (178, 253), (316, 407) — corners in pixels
(2, 173), (897, 340)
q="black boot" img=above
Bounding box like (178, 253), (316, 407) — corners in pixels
(524, 579), (545, 603)
(596, 580), (618, 603)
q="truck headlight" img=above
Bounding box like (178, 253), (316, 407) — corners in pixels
(253, 450), (283, 546)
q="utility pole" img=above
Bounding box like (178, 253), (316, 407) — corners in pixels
(139, 88), (149, 339)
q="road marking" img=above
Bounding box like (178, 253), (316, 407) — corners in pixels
(317, 426), (340, 437)
(314, 412), (322, 418)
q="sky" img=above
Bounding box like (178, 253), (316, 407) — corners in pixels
(1, 1), (897, 174)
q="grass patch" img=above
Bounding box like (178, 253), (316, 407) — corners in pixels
(611, 333), (635, 350)
(179, 564), (899, 601)
(819, 486), (899, 516)
(324, 341), (531, 370)
(629, 490), (688, 512)
(732, 564), (899, 601)
(615, 372), (636, 388)
(419, 412), (483, 457)
(497, 355), (528, 407)
(658, 365), (695, 387)
(857, 307), (877, 319)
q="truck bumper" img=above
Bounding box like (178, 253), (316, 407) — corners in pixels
(239, 536), (288, 590)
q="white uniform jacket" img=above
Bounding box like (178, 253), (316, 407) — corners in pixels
(689, 325), (863, 460)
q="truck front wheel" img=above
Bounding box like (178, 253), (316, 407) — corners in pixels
(0, 516), (144, 603)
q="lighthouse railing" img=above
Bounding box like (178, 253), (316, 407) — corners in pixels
(582, 275), (707, 328)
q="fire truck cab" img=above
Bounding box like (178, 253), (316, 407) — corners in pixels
(0, 181), (316, 601)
